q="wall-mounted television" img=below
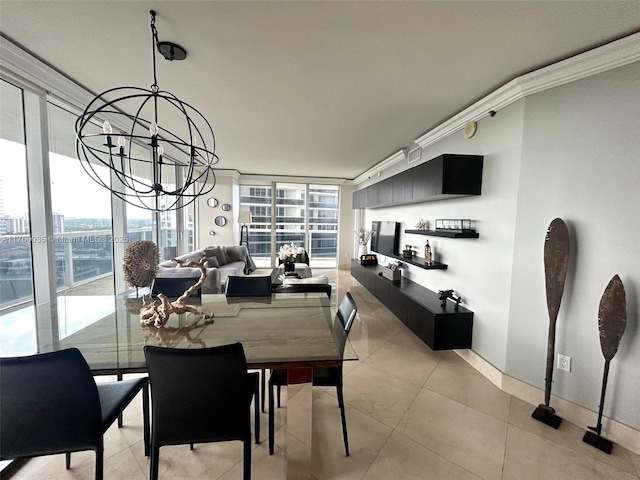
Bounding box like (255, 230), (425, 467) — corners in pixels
(370, 221), (400, 257)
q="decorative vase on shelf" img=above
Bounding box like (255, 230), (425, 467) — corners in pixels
(358, 244), (367, 258)
(284, 260), (295, 273)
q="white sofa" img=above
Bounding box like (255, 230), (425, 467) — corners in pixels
(156, 246), (254, 294)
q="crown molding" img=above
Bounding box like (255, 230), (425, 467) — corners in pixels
(353, 149), (405, 185)
(353, 32), (640, 185)
(1, 34), (94, 111)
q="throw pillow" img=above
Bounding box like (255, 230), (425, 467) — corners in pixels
(206, 256), (220, 268)
(224, 246), (245, 262)
(203, 246), (227, 266)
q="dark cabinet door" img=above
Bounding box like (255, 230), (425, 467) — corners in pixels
(392, 170), (413, 204)
(374, 275), (389, 303)
(352, 188), (367, 209)
(412, 159), (442, 200)
(367, 183), (379, 207)
(378, 178), (393, 206)
(387, 284), (407, 324)
(406, 299), (435, 349)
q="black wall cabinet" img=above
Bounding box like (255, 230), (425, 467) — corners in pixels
(351, 260), (473, 350)
(352, 154), (483, 209)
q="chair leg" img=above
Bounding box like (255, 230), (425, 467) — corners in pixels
(337, 384), (349, 457)
(260, 369), (266, 413)
(277, 384), (281, 408)
(190, 443), (194, 450)
(254, 374), (260, 444)
(268, 378), (275, 455)
(243, 438), (251, 480)
(65, 452), (71, 469)
(150, 445), (160, 480)
(117, 373), (123, 428)
(95, 446), (104, 480)
(143, 382), (150, 456)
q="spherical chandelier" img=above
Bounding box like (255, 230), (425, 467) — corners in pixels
(75, 10), (218, 212)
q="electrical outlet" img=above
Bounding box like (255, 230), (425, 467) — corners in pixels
(557, 354), (571, 372)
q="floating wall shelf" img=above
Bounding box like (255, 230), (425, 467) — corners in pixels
(385, 253), (448, 270)
(405, 229), (479, 239)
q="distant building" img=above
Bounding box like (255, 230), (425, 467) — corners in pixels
(52, 212), (64, 233)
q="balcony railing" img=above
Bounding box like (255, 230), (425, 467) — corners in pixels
(0, 227), (153, 310)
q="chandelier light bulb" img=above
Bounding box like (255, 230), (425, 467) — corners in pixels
(157, 145), (164, 157)
(149, 122), (158, 136)
(117, 136), (126, 147)
(102, 121), (113, 135)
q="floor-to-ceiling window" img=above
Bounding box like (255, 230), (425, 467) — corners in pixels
(240, 182), (339, 268)
(48, 102), (115, 294)
(308, 184), (338, 264)
(0, 80), (34, 312)
(239, 185), (273, 267)
(275, 182), (306, 252)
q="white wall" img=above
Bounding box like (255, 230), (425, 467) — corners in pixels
(357, 61), (640, 431)
(362, 100), (525, 371)
(507, 62), (640, 430)
(197, 174), (236, 248)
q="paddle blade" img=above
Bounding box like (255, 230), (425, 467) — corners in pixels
(598, 275), (627, 361)
(544, 218), (570, 322)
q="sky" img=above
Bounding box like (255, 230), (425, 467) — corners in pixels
(1, 138), (148, 219)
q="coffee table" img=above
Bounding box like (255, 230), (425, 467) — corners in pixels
(270, 264), (312, 291)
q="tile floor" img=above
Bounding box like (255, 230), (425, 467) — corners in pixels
(5, 269), (639, 480)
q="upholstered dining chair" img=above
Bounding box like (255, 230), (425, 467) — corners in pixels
(144, 343), (259, 480)
(268, 291), (358, 456)
(274, 282), (332, 297)
(151, 276), (202, 298)
(225, 275), (272, 297)
(225, 274), (272, 412)
(0, 348), (150, 480)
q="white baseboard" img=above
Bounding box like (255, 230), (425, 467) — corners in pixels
(454, 349), (640, 456)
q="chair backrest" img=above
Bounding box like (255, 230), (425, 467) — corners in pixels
(0, 348), (102, 461)
(336, 292), (358, 335)
(275, 283), (332, 297)
(144, 343), (251, 445)
(151, 276), (202, 298)
(226, 275), (272, 297)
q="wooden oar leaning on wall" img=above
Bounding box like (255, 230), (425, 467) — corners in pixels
(583, 274), (627, 454)
(532, 218), (570, 428)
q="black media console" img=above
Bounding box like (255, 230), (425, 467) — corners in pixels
(351, 259), (473, 350)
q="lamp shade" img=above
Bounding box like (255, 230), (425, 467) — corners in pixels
(238, 211), (252, 224)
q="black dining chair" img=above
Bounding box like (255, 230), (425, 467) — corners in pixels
(143, 343), (259, 480)
(274, 282), (332, 297)
(151, 276), (202, 298)
(225, 274), (272, 413)
(226, 275), (272, 297)
(268, 291), (358, 456)
(0, 348), (149, 480)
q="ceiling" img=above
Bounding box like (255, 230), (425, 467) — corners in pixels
(1, 1), (639, 180)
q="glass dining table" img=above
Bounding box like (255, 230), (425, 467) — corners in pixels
(1, 292), (357, 479)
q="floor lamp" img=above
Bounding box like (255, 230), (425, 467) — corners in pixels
(238, 211), (252, 250)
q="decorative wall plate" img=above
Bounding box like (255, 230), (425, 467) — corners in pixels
(222, 203), (231, 211)
(207, 198), (218, 208)
(214, 216), (226, 226)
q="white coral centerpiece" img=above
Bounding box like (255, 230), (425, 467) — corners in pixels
(278, 242), (298, 263)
